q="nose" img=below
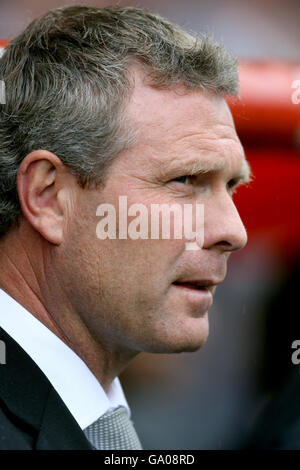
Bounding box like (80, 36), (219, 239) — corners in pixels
(202, 192), (248, 253)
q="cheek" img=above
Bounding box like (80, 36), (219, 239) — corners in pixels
(92, 182), (188, 288)
(98, 237), (179, 282)
(94, 237), (184, 323)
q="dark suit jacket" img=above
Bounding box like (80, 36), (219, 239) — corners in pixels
(0, 327), (93, 449)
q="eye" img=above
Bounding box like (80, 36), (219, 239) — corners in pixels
(172, 175), (191, 184)
(227, 178), (239, 195)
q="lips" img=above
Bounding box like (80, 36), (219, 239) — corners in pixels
(172, 280), (214, 314)
(172, 279), (220, 293)
(172, 281), (209, 291)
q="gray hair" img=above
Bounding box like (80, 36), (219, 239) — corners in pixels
(0, 5), (239, 238)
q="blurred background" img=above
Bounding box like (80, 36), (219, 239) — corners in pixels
(1, 0), (300, 449)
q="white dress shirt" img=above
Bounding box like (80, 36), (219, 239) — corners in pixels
(0, 288), (130, 430)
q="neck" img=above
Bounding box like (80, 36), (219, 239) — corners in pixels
(0, 222), (135, 392)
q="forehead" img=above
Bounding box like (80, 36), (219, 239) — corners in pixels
(128, 68), (235, 137)
(124, 68), (248, 179)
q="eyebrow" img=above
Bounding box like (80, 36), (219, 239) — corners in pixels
(235, 159), (253, 185)
(184, 153), (252, 184)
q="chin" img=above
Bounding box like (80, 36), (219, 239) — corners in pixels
(145, 315), (209, 354)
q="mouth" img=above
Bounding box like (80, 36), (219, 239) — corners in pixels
(172, 280), (217, 294)
(171, 280), (214, 314)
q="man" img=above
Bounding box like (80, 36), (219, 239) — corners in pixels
(0, 6), (251, 449)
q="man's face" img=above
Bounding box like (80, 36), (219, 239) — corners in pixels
(58, 72), (250, 356)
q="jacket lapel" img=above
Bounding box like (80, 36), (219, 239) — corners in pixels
(0, 327), (93, 449)
(36, 386), (93, 449)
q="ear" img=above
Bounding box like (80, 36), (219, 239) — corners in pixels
(17, 150), (74, 245)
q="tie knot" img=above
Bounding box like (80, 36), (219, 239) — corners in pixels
(83, 405), (142, 450)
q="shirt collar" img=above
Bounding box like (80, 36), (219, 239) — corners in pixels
(0, 288), (130, 429)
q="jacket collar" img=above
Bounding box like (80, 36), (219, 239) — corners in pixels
(0, 327), (93, 449)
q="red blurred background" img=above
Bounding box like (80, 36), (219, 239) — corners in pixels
(229, 61), (300, 260)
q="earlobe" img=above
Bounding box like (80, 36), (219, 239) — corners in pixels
(17, 150), (66, 245)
